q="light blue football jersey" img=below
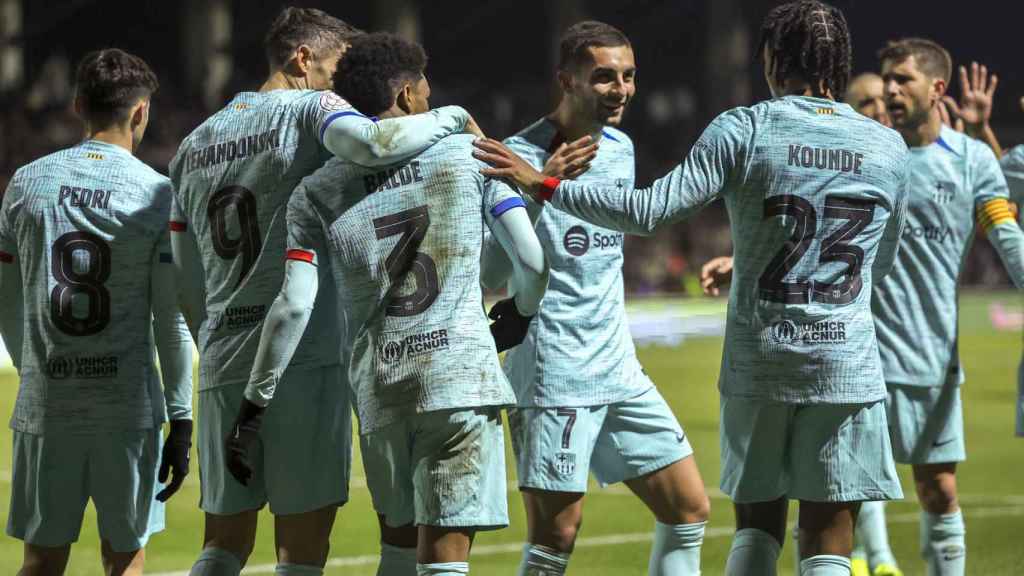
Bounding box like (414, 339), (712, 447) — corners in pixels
(0, 140), (176, 434)
(873, 126), (1010, 388)
(551, 96), (910, 404)
(499, 119), (648, 408)
(169, 90), (346, 390)
(288, 134), (520, 433)
(1002, 145), (1024, 206)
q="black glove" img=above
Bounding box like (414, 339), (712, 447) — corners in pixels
(225, 398), (266, 486)
(156, 419), (193, 502)
(488, 297), (534, 352)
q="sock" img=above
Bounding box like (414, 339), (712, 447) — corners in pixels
(275, 564), (323, 575)
(190, 547), (243, 576)
(379, 543), (418, 575)
(799, 555), (851, 575)
(648, 521), (705, 575)
(724, 528), (780, 576)
(792, 523), (802, 576)
(416, 562), (470, 575)
(857, 501), (898, 569)
(517, 544), (570, 575)
(920, 510), (966, 576)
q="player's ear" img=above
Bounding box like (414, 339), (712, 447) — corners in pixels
(396, 82), (413, 114)
(129, 99), (147, 130)
(287, 44), (314, 76)
(556, 68), (574, 93)
(932, 77), (948, 100)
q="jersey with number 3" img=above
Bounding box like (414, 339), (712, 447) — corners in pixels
(0, 140), (173, 434)
(551, 96), (910, 404)
(169, 90), (350, 390)
(288, 134), (520, 433)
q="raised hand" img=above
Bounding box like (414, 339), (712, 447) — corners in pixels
(543, 136), (598, 180)
(942, 62), (997, 135)
(936, 98), (964, 132)
(700, 256), (734, 297)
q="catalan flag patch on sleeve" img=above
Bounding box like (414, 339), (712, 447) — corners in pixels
(976, 198), (1016, 234)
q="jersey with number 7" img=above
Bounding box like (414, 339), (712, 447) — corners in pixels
(547, 95), (910, 404)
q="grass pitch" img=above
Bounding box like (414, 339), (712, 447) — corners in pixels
(0, 292), (1021, 574)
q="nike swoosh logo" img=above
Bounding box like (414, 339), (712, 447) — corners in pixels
(933, 437), (956, 448)
(676, 433), (686, 443)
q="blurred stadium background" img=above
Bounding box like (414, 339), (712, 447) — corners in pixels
(0, 0), (1021, 573)
(1, 0), (1024, 295)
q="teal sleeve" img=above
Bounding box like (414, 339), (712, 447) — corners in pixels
(486, 198), (549, 315)
(550, 109), (748, 235)
(873, 156), (910, 280)
(243, 258), (319, 406)
(320, 105), (469, 167)
(151, 231), (194, 421)
(169, 201), (207, 342)
(0, 178), (22, 369)
(1000, 145), (1024, 205)
(0, 256), (23, 370)
(987, 221), (1024, 288)
(480, 181), (544, 291)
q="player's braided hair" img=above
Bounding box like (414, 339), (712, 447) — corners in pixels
(757, 0), (852, 99)
(264, 6), (363, 69)
(334, 33), (427, 117)
(75, 48), (158, 128)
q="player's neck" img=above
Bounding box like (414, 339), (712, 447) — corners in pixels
(87, 127), (134, 154)
(547, 102), (601, 142)
(899, 112), (942, 148)
(260, 70), (310, 93)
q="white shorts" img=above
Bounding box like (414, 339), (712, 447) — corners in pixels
(7, 427), (164, 552)
(360, 407), (508, 530)
(887, 383), (966, 464)
(509, 387), (692, 493)
(198, 364), (351, 516)
(720, 396), (902, 503)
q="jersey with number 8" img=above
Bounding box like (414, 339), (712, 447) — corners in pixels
(0, 140), (174, 434)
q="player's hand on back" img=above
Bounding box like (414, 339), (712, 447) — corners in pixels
(473, 138), (548, 201)
(156, 419), (193, 502)
(700, 256), (734, 297)
(224, 399), (267, 486)
(488, 297), (535, 352)
(543, 135), (599, 180)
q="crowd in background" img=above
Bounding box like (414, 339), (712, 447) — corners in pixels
(0, 55), (1012, 293)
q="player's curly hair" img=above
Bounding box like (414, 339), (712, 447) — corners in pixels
(558, 20), (631, 72)
(757, 0), (852, 99)
(264, 6), (363, 70)
(74, 48), (158, 128)
(334, 33), (427, 117)
(877, 38), (952, 84)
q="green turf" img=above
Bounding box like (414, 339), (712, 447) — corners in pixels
(0, 292), (1021, 574)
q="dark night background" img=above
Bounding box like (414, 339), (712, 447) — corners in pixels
(3, 0), (1023, 289)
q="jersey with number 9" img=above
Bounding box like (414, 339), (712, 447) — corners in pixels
(0, 140), (173, 434)
(169, 90), (346, 390)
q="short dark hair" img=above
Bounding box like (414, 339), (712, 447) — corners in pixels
(74, 48), (158, 128)
(877, 38), (952, 84)
(264, 6), (363, 70)
(334, 32), (427, 117)
(757, 0), (852, 99)
(558, 20), (631, 71)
